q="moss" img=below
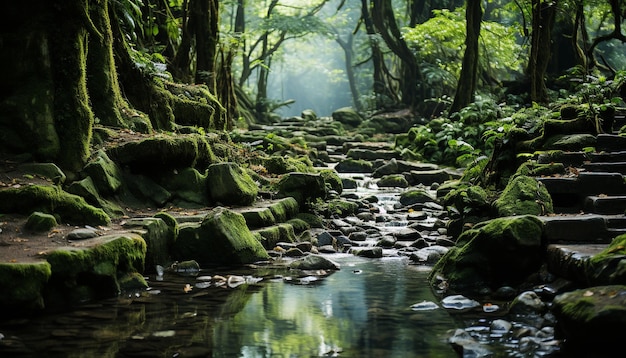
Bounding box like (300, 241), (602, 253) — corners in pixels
(494, 175), (554, 216)
(118, 272), (149, 292)
(83, 150), (123, 195)
(334, 158), (374, 173)
(19, 163), (66, 185)
(586, 235), (626, 285)
(0, 262), (51, 313)
(263, 155), (313, 175)
(327, 199), (358, 217)
(318, 169), (343, 194)
(241, 207), (276, 229)
(206, 162), (258, 206)
(255, 224), (297, 249)
(159, 167), (209, 206)
(399, 188), (434, 206)
(513, 161), (565, 178)
(25, 211), (58, 232)
(0, 184), (110, 225)
(287, 218), (310, 233)
(296, 212), (324, 228)
(173, 207), (269, 265)
(377, 174), (409, 188)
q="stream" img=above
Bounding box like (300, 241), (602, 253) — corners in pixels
(0, 171), (561, 357)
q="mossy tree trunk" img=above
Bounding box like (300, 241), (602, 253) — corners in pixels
(47, 0), (97, 172)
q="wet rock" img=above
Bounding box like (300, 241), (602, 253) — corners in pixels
(348, 231), (367, 242)
(399, 189), (435, 206)
(316, 231), (337, 247)
(394, 227), (422, 241)
(83, 150), (122, 196)
(352, 246), (383, 258)
(429, 215), (544, 294)
(341, 177), (358, 189)
(552, 285), (626, 356)
(509, 291), (547, 315)
(159, 167), (209, 206)
(334, 158), (374, 173)
(448, 328), (491, 357)
(441, 295), (480, 310)
(173, 207), (269, 265)
(19, 162), (66, 185)
(376, 236), (396, 248)
(289, 254), (340, 270)
(0, 262), (51, 316)
(123, 217), (174, 270)
(377, 174), (409, 188)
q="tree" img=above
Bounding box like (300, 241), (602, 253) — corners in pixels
(450, 0), (483, 113)
(371, 0), (424, 109)
(528, 0), (558, 103)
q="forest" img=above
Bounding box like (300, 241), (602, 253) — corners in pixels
(1, 0), (625, 173)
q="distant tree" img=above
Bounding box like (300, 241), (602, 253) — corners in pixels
(528, 0), (558, 103)
(450, 0), (482, 113)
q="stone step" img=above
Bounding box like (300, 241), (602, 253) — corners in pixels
(537, 151), (588, 167)
(596, 133), (626, 152)
(545, 244), (607, 285)
(538, 214), (618, 244)
(583, 162), (626, 175)
(588, 150), (626, 163)
(538, 172), (626, 197)
(584, 195), (626, 215)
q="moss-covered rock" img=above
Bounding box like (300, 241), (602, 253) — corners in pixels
(327, 199), (358, 217)
(122, 217), (174, 270)
(263, 155), (313, 175)
(585, 234), (626, 285)
(206, 162), (258, 206)
(494, 175), (553, 216)
(106, 134), (203, 174)
(0, 185), (110, 225)
(66, 176), (125, 218)
(121, 172), (172, 208)
(172, 207), (269, 265)
(240, 207), (276, 229)
(331, 107), (362, 128)
(552, 285), (626, 356)
(25, 211), (58, 232)
(442, 184), (491, 218)
(513, 161), (565, 178)
(399, 188), (435, 206)
(286, 218), (310, 233)
(0, 262), (51, 315)
(318, 168), (343, 195)
(334, 158), (374, 173)
(275, 172), (326, 209)
(83, 150), (122, 195)
(429, 215), (545, 294)
(159, 167), (209, 206)
(543, 134), (597, 151)
(254, 223), (297, 249)
(18, 162), (66, 185)
(45, 234), (146, 303)
(296, 212), (325, 228)
(377, 174), (409, 188)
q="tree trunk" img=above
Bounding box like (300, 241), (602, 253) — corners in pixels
(529, 0), (557, 104)
(87, 0), (126, 128)
(450, 0), (482, 114)
(371, 0), (423, 109)
(336, 34), (362, 111)
(48, 0), (97, 172)
(193, 0), (219, 90)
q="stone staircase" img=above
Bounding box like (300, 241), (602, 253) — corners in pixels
(536, 116), (626, 285)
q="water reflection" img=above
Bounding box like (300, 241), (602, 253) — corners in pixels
(0, 255), (458, 358)
(213, 255), (457, 357)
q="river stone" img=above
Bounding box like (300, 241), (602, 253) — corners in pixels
(509, 291), (547, 315)
(289, 254), (340, 270)
(0, 261), (52, 316)
(206, 162), (258, 206)
(334, 158), (374, 173)
(429, 215), (544, 294)
(552, 285), (626, 355)
(448, 328), (492, 358)
(377, 174), (409, 188)
(399, 189), (435, 206)
(331, 107), (362, 128)
(66, 227), (99, 240)
(352, 246), (383, 258)
(123, 217), (173, 269)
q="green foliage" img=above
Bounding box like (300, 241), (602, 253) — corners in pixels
(403, 8), (523, 98)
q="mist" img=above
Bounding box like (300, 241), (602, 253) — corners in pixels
(268, 34), (354, 118)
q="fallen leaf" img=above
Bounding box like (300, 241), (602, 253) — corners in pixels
(183, 284), (193, 293)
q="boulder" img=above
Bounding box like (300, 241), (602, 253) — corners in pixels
(83, 150), (122, 196)
(334, 158), (374, 173)
(552, 285), (626, 356)
(206, 162), (258, 206)
(377, 174), (409, 188)
(0, 262), (51, 316)
(0, 185), (110, 225)
(44, 234), (147, 304)
(494, 175), (553, 216)
(172, 207), (269, 265)
(289, 254), (341, 270)
(331, 107), (362, 128)
(429, 215), (545, 293)
(123, 217), (176, 270)
(399, 188), (435, 206)
(18, 162), (66, 184)
(159, 167), (209, 206)
(275, 172), (326, 208)
(585, 234), (626, 285)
